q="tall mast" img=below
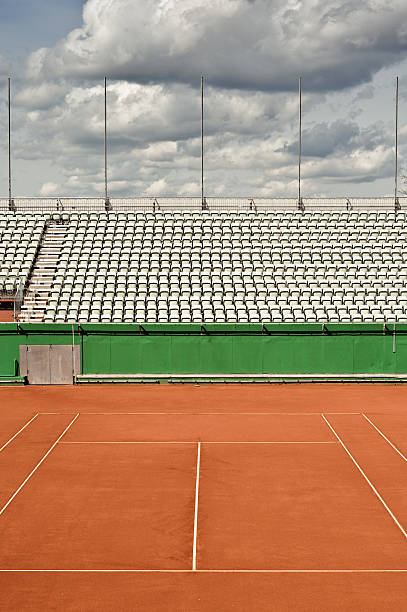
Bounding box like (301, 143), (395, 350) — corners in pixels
(104, 76), (108, 205)
(298, 76), (302, 207)
(201, 75), (204, 208)
(394, 76), (399, 209)
(8, 76), (12, 209)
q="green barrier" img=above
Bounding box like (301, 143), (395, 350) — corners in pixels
(0, 322), (406, 381)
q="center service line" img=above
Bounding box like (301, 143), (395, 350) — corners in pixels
(192, 441), (201, 571)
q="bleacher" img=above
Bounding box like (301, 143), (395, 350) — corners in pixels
(0, 214), (45, 296)
(1, 207), (406, 324)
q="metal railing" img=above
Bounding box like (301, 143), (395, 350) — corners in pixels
(0, 196), (406, 212)
(0, 277), (24, 322)
(0, 277), (20, 298)
(13, 277), (24, 322)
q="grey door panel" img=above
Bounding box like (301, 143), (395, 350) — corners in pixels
(20, 345), (80, 384)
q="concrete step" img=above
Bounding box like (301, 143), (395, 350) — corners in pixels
(33, 264), (58, 268)
(29, 284), (53, 288)
(23, 298), (48, 303)
(20, 221), (68, 319)
(25, 290), (50, 295)
(19, 310), (46, 315)
(20, 310), (47, 315)
(31, 275), (55, 279)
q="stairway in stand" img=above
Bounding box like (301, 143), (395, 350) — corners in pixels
(19, 223), (67, 322)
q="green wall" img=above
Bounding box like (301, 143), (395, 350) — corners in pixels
(0, 323), (80, 377)
(1, 322), (406, 378)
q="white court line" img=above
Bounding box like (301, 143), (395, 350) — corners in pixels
(59, 441), (337, 445)
(61, 441), (196, 445)
(362, 414), (407, 463)
(0, 569), (407, 573)
(321, 414), (407, 540)
(192, 442), (201, 571)
(0, 414), (79, 517)
(0, 414), (38, 452)
(40, 412), (361, 416)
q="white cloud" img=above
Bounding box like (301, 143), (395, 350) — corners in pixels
(25, 0), (407, 92)
(144, 177), (168, 195)
(1, 0), (407, 198)
(40, 182), (59, 196)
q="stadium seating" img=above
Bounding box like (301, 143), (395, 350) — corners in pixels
(0, 213), (46, 296)
(1, 209), (407, 323)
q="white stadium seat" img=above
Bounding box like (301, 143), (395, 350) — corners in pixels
(1, 209), (406, 323)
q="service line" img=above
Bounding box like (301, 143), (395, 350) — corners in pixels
(322, 414), (407, 540)
(0, 414), (79, 517)
(0, 414), (38, 452)
(40, 412), (361, 416)
(59, 441), (337, 445)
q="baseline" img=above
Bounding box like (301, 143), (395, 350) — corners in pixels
(0, 569), (407, 573)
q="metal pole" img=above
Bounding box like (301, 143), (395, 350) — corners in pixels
(201, 75), (204, 208)
(72, 323), (76, 382)
(8, 76), (12, 209)
(104, 76), (108, 206)
(298, 76), (302, 208)
(394, 76), (399, 209)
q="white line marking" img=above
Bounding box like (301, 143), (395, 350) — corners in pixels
(0, 414), (80, 517)
(59, 441), (337, 445)
(40, 412), (361, 416)
(61, 441), (196, 445)
(362, 414), (407, 463)
(192, 442), (201, 571)
(321, 414), (407, 540)
(0, 414), (38, 452)
(0, 569), (406, 573)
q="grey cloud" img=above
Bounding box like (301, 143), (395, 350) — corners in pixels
(2, 0), (406, 199)
(352, 84), (375, 102)
(284, 119), (391, 158)
(26, 0), (407, 94)
(14, 83), (68, 110)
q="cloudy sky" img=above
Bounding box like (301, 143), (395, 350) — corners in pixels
(1, 0), (407, 198)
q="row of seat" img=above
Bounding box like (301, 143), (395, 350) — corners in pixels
(1, 210), (406, 323)
(0, 216), (45, 288)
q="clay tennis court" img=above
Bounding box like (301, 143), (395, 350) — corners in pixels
(0, 384), (406, 610)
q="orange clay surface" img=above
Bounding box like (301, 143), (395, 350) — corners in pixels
(0, 309), (13, 322)
(0, 384), (406, 611)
